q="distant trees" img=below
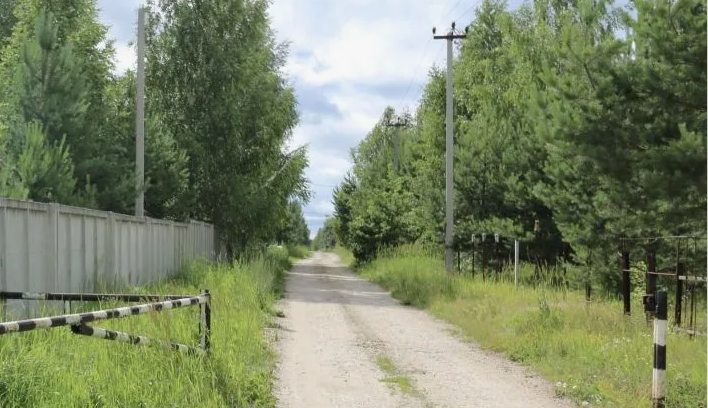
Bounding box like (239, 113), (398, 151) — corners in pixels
(312, 218), (337, 251)
(331, 0), (706, 291)
(0, 0), (310, 258)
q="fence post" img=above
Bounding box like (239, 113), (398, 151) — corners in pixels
(514, 240), (519, 288)
(457, 246), (460, 273)
(494, 234), (501, 280)
(481, 234), (487, 281)
(622, 251), (631, 315)
(652, 290), (667, 408)
(646, 249), (658, 321)
(200, 289), (211, 352)
(675, 262), (685, 326)
(471, 234), (476, 278)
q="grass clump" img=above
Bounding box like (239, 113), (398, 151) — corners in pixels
(360, 245), (456, 307)
(374, 354), (417, 396)
(0, 251), (291, 408)
(352, 244), (707, 408)
(285, 245), (311, 260)
(332, 245), (355, 267)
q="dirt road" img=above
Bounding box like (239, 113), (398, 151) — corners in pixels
(273, 252), (577, 408)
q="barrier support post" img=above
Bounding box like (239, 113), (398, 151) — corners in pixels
(622, 251), (631, 315)
(200, 289), (211, 352)
(652, 291), (667, 408)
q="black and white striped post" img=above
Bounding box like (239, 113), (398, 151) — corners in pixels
(652, 290), (667, 408)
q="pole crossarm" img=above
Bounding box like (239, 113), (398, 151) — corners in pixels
(433, 34), (468, 40)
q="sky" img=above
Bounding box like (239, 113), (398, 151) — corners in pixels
(96, 0), (509, 238)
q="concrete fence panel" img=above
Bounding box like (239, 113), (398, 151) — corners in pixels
(0, 198), (217, 318)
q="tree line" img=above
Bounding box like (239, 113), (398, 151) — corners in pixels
(0, 0), (312, 257)
(328, 0), (706, 292)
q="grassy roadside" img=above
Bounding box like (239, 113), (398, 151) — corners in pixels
(349, 245), (707, 408)
(0, 246), (302, 408)
(333, 245), (355, 267)
(285, 244), (312, 263)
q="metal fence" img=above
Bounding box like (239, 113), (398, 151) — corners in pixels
(0, 198), (219, 318)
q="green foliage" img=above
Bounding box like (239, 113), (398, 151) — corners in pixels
(361, 245), (454, 307)
(0, 258), (289, 408)
(0, 0), (308, 260)
(145, 0), (310, 255)
(312, 217), (338, 251)
(275, 200), (310, 247)
(14, 121), (78, 203)
(332, 0), (706, 292)
(356, 244), (707, 408)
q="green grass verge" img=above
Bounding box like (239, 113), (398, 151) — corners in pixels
(357, 244), (707, 408)
(332, 245), (355, 268)
(0, 247), (292, 408)
(284, 244), (311, 261)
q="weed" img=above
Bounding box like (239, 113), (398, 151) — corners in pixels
(0, 252), (290, 408)
(373, 354), (419, 397)
(355, 244), (707, 408)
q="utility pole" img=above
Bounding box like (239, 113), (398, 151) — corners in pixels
(135, 6), (146, 217)
(387, 115), (407, 174)
(433, 22), (467, 272)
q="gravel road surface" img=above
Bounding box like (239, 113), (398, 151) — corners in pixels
(273, 251), (577, 408)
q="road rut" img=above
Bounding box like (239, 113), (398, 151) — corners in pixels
(273, 251), (577, 408)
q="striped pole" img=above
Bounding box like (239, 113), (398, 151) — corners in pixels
(0, 291), (192, 302)
(70, 324), (205, 356)
(0, 295), (208, 335)
(653, 290), (667, 408)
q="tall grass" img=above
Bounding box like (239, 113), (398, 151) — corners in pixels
(333, 245), (355, 268)
(358, 245), (707, 408)
(0, 247), (293, 408)
(284, 244), (311, 261)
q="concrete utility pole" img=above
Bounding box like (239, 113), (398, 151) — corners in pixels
(387, 115), (407, 174)
(433, 22), (467, 272)
(135, 6), (146, 217)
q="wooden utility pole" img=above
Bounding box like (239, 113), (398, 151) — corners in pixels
(433, 22), (467, 272)
(387, 115), (407, 174)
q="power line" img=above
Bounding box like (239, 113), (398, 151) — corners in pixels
(454, 3), (479, 26)
(396, 38), (432, 113)
(440, 0), (466, 21)
(394, 0), (471, 115)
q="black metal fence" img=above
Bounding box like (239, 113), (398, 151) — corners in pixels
(0, 290), (212, 355)
(619, 235), (706, 337)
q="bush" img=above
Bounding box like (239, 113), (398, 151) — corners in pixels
(285, 245), (310, 259)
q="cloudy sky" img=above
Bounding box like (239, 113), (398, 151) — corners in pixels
(96, 0), (515, 238)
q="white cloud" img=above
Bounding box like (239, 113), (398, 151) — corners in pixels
(113, 42), (135, 75)
(99, 0), (486, 235)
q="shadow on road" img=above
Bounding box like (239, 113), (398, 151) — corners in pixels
(283, 258), (401, 308)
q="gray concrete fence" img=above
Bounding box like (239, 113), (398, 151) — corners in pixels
(0, 198), (219, 318)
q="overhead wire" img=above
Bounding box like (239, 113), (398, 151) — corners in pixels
(394, 0), (471, 115)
